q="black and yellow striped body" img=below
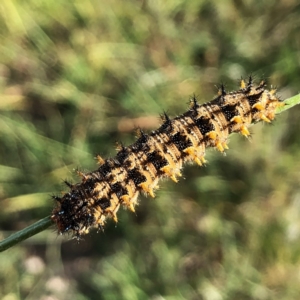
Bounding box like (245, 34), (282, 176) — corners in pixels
(51, 78), (283, 238)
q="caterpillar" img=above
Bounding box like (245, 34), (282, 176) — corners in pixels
(51, 77), (284, 239)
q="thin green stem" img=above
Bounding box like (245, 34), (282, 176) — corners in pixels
(0, 216), (53, 252)
(0, 93), (299, 252)
(276, 93), (300, 114)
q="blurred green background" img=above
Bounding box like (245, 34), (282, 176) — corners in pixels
(1, 0), (300, 299)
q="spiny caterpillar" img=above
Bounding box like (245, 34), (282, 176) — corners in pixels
(51, 77), (284, 239)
